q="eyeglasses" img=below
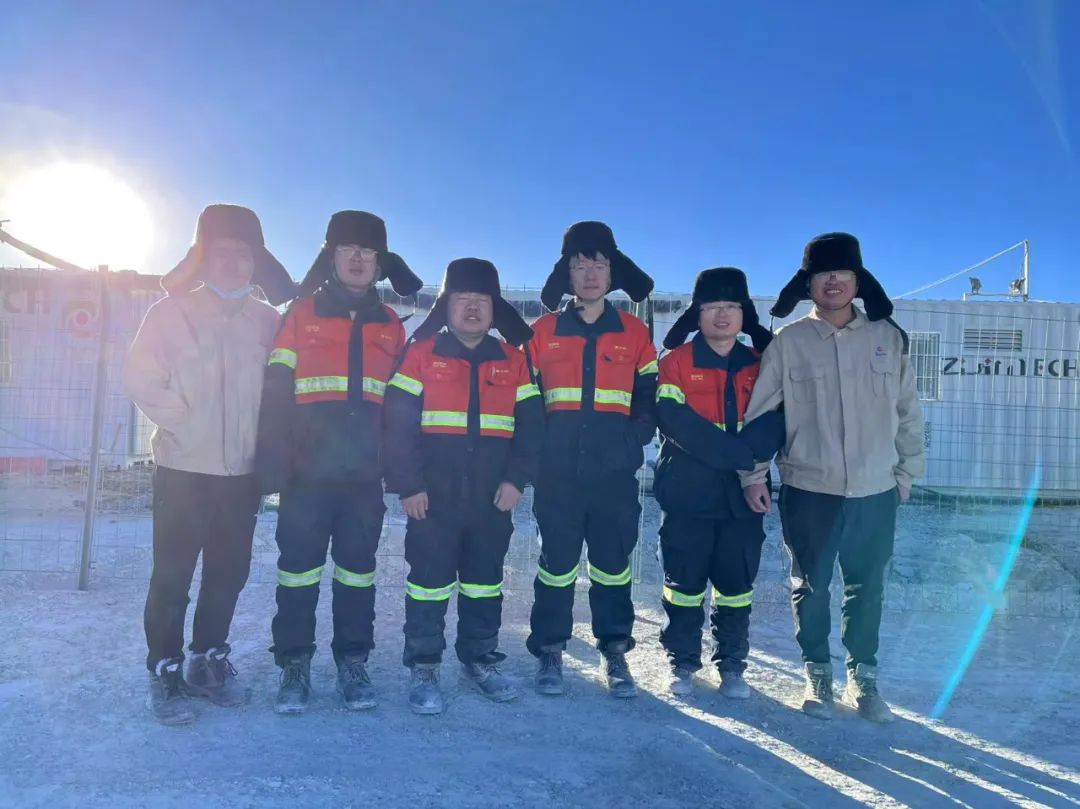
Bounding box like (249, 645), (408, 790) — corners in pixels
(700, 301), (742, 313)
(817, 270), (855, 283)
(335, 246), (378, 261)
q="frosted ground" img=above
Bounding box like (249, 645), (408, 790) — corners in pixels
(0, 484), (1078, 807)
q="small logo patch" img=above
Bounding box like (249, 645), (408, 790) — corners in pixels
(875, 346), (887, 357)
(305, 325), (321, 334)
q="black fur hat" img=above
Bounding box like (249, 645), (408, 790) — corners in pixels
(540, 221), (654, 312)
(411, 258), (533, 347)
(162, 204), (297, 305)
(297, 210), (423, 297)
(663, 267), (772, 351)
(770, 232), (893, 321)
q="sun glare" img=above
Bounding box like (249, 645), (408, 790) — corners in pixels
(1, 162), (154, 270)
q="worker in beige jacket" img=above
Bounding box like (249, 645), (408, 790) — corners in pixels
(124, 204), (295, 725)
(739, 232), (924, 724)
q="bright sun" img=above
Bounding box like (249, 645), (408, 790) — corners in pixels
(2, 162), (154, 270)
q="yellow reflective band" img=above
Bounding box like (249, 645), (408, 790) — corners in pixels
(657, 383), (686, 404)
(713, 421), (745, 431)
(594, 388), (633, 408)
(406, 580), (458, 601)
(516, 383), (541, 402)
(638, 359), (659, 375)
(662, 585), (706, 608)
(421, 410), (468, 428)
(459, 581), (503, 599)
(277, 565), (324, 588)
(480, 414), (515, 433)
(362, 377), (387, 397)
(537, 563), (579, 588)
(389, 373), (423, 396)
(543, 387), (582, 405)
(714, 590), (753, 608)
(333, 564), (375, 588)
(295, 375), (349, 395)
(587, 562), (632, 587)
(268, 348), (297, 369)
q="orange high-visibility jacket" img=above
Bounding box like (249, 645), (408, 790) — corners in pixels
(256, 289), (405, 491)
(527, 301), (657, 479)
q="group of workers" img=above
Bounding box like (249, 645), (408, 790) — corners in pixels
(125, 204), (924, 726)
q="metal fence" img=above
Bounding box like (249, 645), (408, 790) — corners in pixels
(1, 269), (1078, 618)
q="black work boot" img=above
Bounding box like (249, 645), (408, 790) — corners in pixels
(337, 655), (376, 711)
(186, 646), (249, 707)
(535, 650), (564, 696)
(408, 663), (444, 715)
(843, 663), (895, 724)
(463, 659), (517, 703)
(148, 657), (195, 726)
(601, 644), (637, 699)
(801, 662), (834, 720)
(275, 654), (312, 715)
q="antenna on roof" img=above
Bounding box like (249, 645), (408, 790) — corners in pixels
(896, 240), (1029, 301)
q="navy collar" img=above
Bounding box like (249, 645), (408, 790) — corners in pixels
(433, 330), (506, 363)
(553, 299), (625, 338)
(313, 285), (388, 322)
(690, 333), (754, 372)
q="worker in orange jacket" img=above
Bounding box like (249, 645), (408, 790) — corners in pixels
(526, 221), (657, 698)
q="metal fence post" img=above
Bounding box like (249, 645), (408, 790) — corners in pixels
(77, 264), (111, 590)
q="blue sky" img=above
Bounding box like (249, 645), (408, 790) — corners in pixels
(2, 1), (1077, 300)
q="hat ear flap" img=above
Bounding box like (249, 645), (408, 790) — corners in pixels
(769, 270), (808, 319)
(856, 269), (894, 321)
(662, 305), (699, 350)
(252, 249), (297, 305)
(541, 259), (570, 311)
(161, 245), (202, 296)
(746, 323), (774, 352)
(380, 252), (424, 297)
(298, 247), (332, 297)
(410, 294), (449, 342)
(493, 297), (534, 347)
(611, 251), (654, 302)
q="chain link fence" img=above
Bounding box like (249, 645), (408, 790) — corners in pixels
(2, 269), (1077, 618)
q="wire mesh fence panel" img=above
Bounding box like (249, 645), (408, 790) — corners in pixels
(1, 272), (1077, 620)
(0, 269), (103, 577)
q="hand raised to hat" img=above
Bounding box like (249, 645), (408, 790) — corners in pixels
(493, 482), (523, 512)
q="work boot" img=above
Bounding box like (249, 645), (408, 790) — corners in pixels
(185, 646), (249, 707)
(408, 663), (444, 715)
(843, 663), (895, 724)
(336, 656), (376, 711)
(669, 666), (695, 697)
(801, 662), (834, 720)
(602, 648), (637, 699)
(535, 651), (564, 696)
(274, 654), (311, 715)
(719, 668), (751, 700)
(147, 657), (195, 726)
(463, 659), (517, 703)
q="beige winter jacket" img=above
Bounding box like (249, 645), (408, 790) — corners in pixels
(738, 306), (925, 498)
(124, 287), (280, 476)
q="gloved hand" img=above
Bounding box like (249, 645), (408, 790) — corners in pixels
(738, 410), (786, 462)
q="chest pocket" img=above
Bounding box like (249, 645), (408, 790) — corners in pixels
(789, 364), (823, 403)
(363, 328), (400, 384)
(599, 349), (636, 392)
(483, 364), (517, 416)
(296, 327), (348, 380)
(682, 373), (721, 423)
(870, 352), (898, 398)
